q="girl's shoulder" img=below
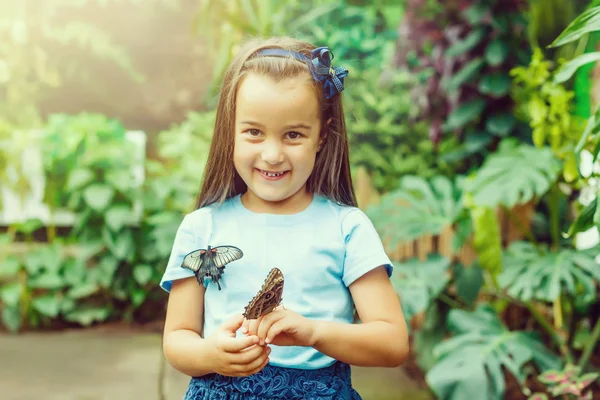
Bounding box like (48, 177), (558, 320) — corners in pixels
(317, 195), (374, 233)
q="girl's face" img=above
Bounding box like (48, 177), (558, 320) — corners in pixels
(234, 72), (322, 213)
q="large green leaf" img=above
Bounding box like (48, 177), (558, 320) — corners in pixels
(0, 282), (22, 307)
(499, 242), (600, 304)
(479, 72), (511, 97)
(133, 264), (153, 286)
(485, 39), (508, 66)
(454, 263), (484, 305)
(390, 255), (451, 329)
(446, 28), (486, 57)
(485, 113), (515, 137)
(104, 204), (134, 232)
(554, 52), (600, 84)
(65, 168), (95, 191)
(445, 100), (486, 131)
(2, 306), (21, 332)
(83, 183), (115, 212)
(445, 58), (484, 91)
(550, 6), (600, 48)
(367, 175), (464, 246)
(465, 139), (561, 208)
(32, 294), (62, 318)
(426, 305), (562, 400)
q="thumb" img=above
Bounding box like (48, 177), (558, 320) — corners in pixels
(219, 314), (245, 333)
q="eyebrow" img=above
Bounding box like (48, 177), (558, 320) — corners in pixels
(239, 120), (312, 130)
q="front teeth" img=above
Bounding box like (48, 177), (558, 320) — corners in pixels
(263, 170), (284, 177)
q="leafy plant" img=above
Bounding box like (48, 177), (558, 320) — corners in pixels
(529, 365), (599, 400)
(511, 48), (587, 182)
(464, 138), (562, 208)
(426, 305), (562, 400)
(0, 111), (213, 331)
(366, 175), (467, 248)
(390, 255), (451, 329)
(394, 0), (530, 170)
(347, 69), (440, 192)
(499, 242), (600, 305)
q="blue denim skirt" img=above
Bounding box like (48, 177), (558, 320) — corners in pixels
(183, 361), (362, 400)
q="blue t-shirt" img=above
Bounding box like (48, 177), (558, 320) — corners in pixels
(160, 193), (392, 370)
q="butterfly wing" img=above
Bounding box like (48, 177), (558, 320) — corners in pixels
(211, 246), (243, 268)
(181, 249), (206, 273)
(243, 268), (284, 320)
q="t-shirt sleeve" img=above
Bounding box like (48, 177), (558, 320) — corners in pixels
(341, 208), (393, 287)
(159, 212), (206, 292)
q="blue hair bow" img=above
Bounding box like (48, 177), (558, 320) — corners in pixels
(255, 46), (348, 99)
(310, 47), (348, 99)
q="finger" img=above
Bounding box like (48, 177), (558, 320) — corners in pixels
(265, 319), (287, 344)
(247, 316), (263, 336)
(241, 318), (250, 334)
(236, 348), (271, 376)
(220, 334), (259, 353)
(219, 314), (245, 334)
(257, 312), (284, 344)
(233, 344), (269, 365)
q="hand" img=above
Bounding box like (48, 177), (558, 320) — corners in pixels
(241, 307), (318, 347)
(205, 314), (271, 377)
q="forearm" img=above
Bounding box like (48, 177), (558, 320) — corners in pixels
(312, 320), (408, 367)
(163, 329), (215, 377)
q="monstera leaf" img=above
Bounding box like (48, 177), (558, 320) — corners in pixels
(499, 242), (600, 304)
(390, 255), (451, 330)
(464, 139), (561, 208)
(426, 305), (562, 400)
(367, 175), (465, 247)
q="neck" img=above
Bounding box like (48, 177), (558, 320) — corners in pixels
(241, 188), (314, 215)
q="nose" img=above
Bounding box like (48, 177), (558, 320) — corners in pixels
(260, 140), (284, 164)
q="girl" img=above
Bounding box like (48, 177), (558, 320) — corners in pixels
(160, 37), (408, 400)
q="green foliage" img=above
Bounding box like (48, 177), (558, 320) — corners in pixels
(366, 175), (466, 247)
(550, 5), (600, 48)
(464, 139), (562, 208)
(0, 111), (213, 331)
(347, 69), (438, 192)
(426, 305), (562, 400)
(499, 242), (600, 304)
(398, 0), (530, 170)
(390, 255), (451, 331)
(511, 49), (587, 182)
(530, 364), (598, 400)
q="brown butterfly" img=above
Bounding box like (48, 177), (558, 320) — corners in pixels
(243, 268), (284, 320)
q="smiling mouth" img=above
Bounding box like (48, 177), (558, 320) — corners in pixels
(257, 169), (289, 178)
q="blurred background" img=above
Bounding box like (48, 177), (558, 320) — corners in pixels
(1, 0), (600, 399)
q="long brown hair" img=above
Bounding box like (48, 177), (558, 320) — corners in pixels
(195, 37), (356, 209)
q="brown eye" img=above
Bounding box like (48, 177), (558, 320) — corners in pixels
(287, 131), (301, 139)
(248, 129), (261, 136)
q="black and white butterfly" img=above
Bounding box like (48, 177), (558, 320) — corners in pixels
(181, 245), (243, 290)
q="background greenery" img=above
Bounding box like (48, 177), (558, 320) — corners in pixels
(1, 0), (599, 399)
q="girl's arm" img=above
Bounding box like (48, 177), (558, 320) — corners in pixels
(311, 266), (409, 367)
(163, 277), (215, 377)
